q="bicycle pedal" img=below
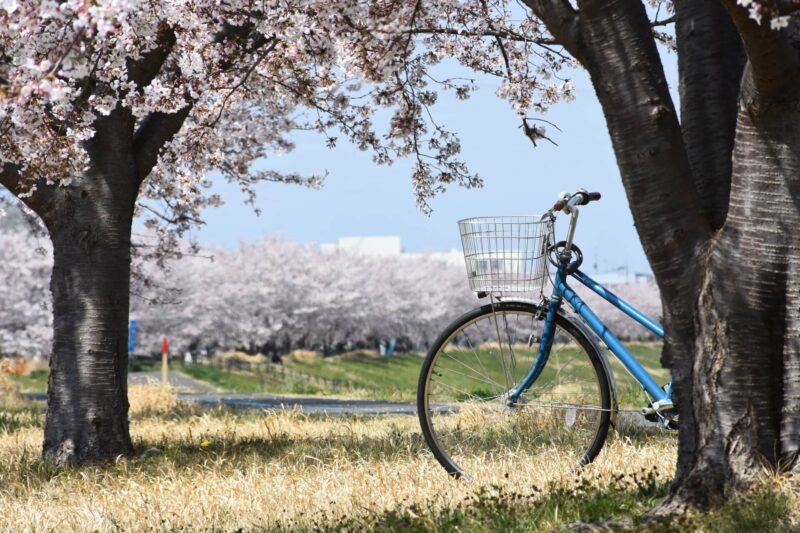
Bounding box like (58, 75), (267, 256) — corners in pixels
(643, 411), (660, 423)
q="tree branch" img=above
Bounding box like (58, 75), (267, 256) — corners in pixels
(132, 24), (277, 185)
(775, 0), (800, 16)
(675, 0), (745, 230)
(719, 1), (800, 97)
(0, 163), (53, 214)
(521, 0), (585, 61)
(651, 15), (676, 27)
(132, 105), (193, 185)
(126, 26), (177, 90)
(409, 26), (558, 45)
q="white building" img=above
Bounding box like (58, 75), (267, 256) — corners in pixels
(320, 235), (463, 266)
(320, 236), (402, 256)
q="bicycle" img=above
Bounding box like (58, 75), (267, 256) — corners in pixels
(417, 189), (676, 477)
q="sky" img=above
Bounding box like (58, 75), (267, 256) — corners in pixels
(193, 45), (679, 276)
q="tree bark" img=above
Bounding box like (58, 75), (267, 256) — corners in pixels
(39, 109), (139, 464)
(675, 0), (745, 230)
(667, 38), (800, 504)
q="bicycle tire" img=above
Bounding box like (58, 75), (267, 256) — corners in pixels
(417, 301), (612, 477)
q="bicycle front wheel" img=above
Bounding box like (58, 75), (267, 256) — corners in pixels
(417, 301), (611, 477)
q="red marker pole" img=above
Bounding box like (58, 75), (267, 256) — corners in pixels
(161, 336), (170, 386)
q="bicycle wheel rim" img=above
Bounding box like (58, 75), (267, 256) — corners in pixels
(419, 304), (610, 477)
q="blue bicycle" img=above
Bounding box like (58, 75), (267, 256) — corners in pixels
(417, 190), (676, 477)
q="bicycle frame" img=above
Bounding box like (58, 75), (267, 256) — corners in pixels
(510, 262), (670, 405)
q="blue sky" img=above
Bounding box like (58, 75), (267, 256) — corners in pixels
(196, 48), (679, 276)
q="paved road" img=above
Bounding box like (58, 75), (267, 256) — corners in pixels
(23, 372), (669, 426)
(185, 394), (419, 415)
(22, 391), (418, 415)
(128, 371), (217, 394)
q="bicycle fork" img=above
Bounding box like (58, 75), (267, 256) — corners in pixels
(507, 295), (562, 404)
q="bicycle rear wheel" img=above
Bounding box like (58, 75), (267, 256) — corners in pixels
(417, 301), (611, 477)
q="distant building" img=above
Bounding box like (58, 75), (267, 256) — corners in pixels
(320, 236), (402, 256)
(320, 236), (463, 266)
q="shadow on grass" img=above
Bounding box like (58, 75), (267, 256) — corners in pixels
(309, 471), (794, 533)
(133, 421), (430, 469)
(282, 469), (670, 532)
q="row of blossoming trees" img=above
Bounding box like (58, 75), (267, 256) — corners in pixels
(0, 229), (661, 358)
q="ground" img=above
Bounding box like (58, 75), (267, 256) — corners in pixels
(0, 383), (796, 531)
(11, 343), (670, 404)
(2, 347), (796, 530)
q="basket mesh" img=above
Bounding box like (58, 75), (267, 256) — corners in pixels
(459, 215), (553, 294)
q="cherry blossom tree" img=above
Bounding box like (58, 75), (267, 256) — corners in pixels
(0, 230), (52, 356)
(0, 226), (661, 360)
(130, 237), (478, 356)
(0, 1), (572, 464)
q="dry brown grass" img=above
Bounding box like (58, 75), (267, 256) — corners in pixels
(215, 350), (269, 364)
(2, 396), (797, 531)
(0, 372), (23, 407)
(127, 382), (180, 417)
(286, 349), (323, 362)
(0, 397), (685, 532)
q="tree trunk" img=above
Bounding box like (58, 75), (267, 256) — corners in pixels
(40, 109), (139, 465)
(668, 69), (800, 506)
(675, 0), (744, 230)
(41, 186), (135, 464)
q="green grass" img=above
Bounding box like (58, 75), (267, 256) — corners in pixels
(179, 363), (323, 395)
(287, 353), (424, 398)
(607, 342), (671, 408)
(7, 343), (671, 406)
(327, 470), (671, 532)
(8, 369), (48, 393)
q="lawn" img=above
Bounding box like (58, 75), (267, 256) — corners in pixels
(0, 384), (795, 532)
(8, 343), (672, 409)
(288, 343), (670, 408)
(179, 363), (325, 395)
(7, 369), (49, 393)
(286, 352), (425, 398)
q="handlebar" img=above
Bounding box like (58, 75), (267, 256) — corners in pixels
(545, 189), (601, 259)
(553, 190), (601, 212)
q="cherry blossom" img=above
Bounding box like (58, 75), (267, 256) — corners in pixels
(0, 0), (573, 240)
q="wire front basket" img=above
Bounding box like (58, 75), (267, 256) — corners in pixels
(459, 215), (554, 294)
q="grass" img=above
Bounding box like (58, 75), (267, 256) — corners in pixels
(7, 369), (49, 393)
(0, 391), (796, 532)
(179, 363), (325, 395)
(287, 352), (424, 398)
(6, 343), (671, 407)
(289, 343), (671, 408)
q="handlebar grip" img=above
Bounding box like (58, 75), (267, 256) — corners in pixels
(577, 192), (601, 205)
(553, 200), (565, 211)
